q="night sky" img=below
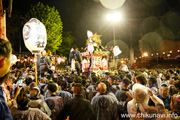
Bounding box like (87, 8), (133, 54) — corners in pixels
(7, 0), (180, 57)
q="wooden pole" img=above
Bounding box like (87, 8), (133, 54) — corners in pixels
(0, 10), (6, 40)
(34, 53), (38, 86)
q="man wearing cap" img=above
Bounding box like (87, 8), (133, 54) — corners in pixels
(0, 39), (13, 120)
(28, 87), (51, 116)
(157, 84), (171, 110)
(45, 83), (64, 120)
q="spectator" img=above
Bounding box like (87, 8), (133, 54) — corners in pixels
(148, 76), (158, 94)
(86, 75), (98, 93)
(29, 82), (44, 100)
(170, 80), (180, 119)
(45, 83), (64, 120)
(107, 75), (118, 93)
(127, 83), (164, 120)
(57, 83), (95, 120)
(28, 87), (51, 116)
(91, 82), (119, 120)
(38, 51), (51, 78)
(115, 78), (132, 111)
(11, 88), (51, 120)
(86, 75), (98, 100)
(157, 84), (171, 110)
(162, 73), (170, 85)
(135, 74), (147, 86)
(69, 45), (82, 76)
(0, 39), (13, 120)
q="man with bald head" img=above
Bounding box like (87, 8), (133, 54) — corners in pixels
(98, 82), (107, 94)
(91, 82), (119, 120)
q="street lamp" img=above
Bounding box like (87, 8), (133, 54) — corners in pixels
(143, 52), (148, 67)
(106, 12), (123, 70)
(143, 52), (148, 57)
(106, 12), (123, 46)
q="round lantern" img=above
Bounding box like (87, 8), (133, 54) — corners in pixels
(100, 0), (126, 9)
(23, 18), (47, 53)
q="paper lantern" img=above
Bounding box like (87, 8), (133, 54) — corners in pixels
(100, 0), (126, 9)
(23, 18), (47, 53)
(88, 43), (94, 53)
(87, 30), (93, 38)
(11, 54), (17, 65)
(113, 46), (122, 56)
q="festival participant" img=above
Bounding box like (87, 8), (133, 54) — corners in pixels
(57, 80), (72, 103)
(39, 50), (51, 78)
(86, 75), (98, 93)
(11, 88), (51, 120)
(162, 73), (170, 85)
(45, 83), (64, 120)
(127, 83), (164, 120)
(170, 80), (180, 119)
(57, 83), (95, 120)
(28, 87), (51, 116)
(115, 78), (132, 108)
(69, 45), (82, 76)
(0, 39), (13, 119)
(107, 75), (120, 93)
(86, 75), (98, 101)
(135, 74), (147, 86)
(157, 84), (171, 110)
(148, 76), (158, 95)
(91, 82), (119, 120)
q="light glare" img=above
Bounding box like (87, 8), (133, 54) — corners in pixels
(106, 12), (123, 22)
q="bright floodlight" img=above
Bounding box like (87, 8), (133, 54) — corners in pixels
(106, 14), (112, 21)
(106, 12), (123, 22)
(112, 12), (122, 22)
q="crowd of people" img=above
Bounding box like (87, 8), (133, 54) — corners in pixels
(0, 38), (180, 120)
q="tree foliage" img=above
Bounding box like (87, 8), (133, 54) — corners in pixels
(23, 2), (63, 52)
(57, 31), (75, 57)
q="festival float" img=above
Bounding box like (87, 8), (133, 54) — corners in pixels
(81, 31), (110, 72)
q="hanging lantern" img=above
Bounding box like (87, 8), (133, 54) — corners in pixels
(113, 46), (122, 56)
(87, 30), (94, 38)
(23, 18), (47, 53)
(88, 42), (94, 53)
